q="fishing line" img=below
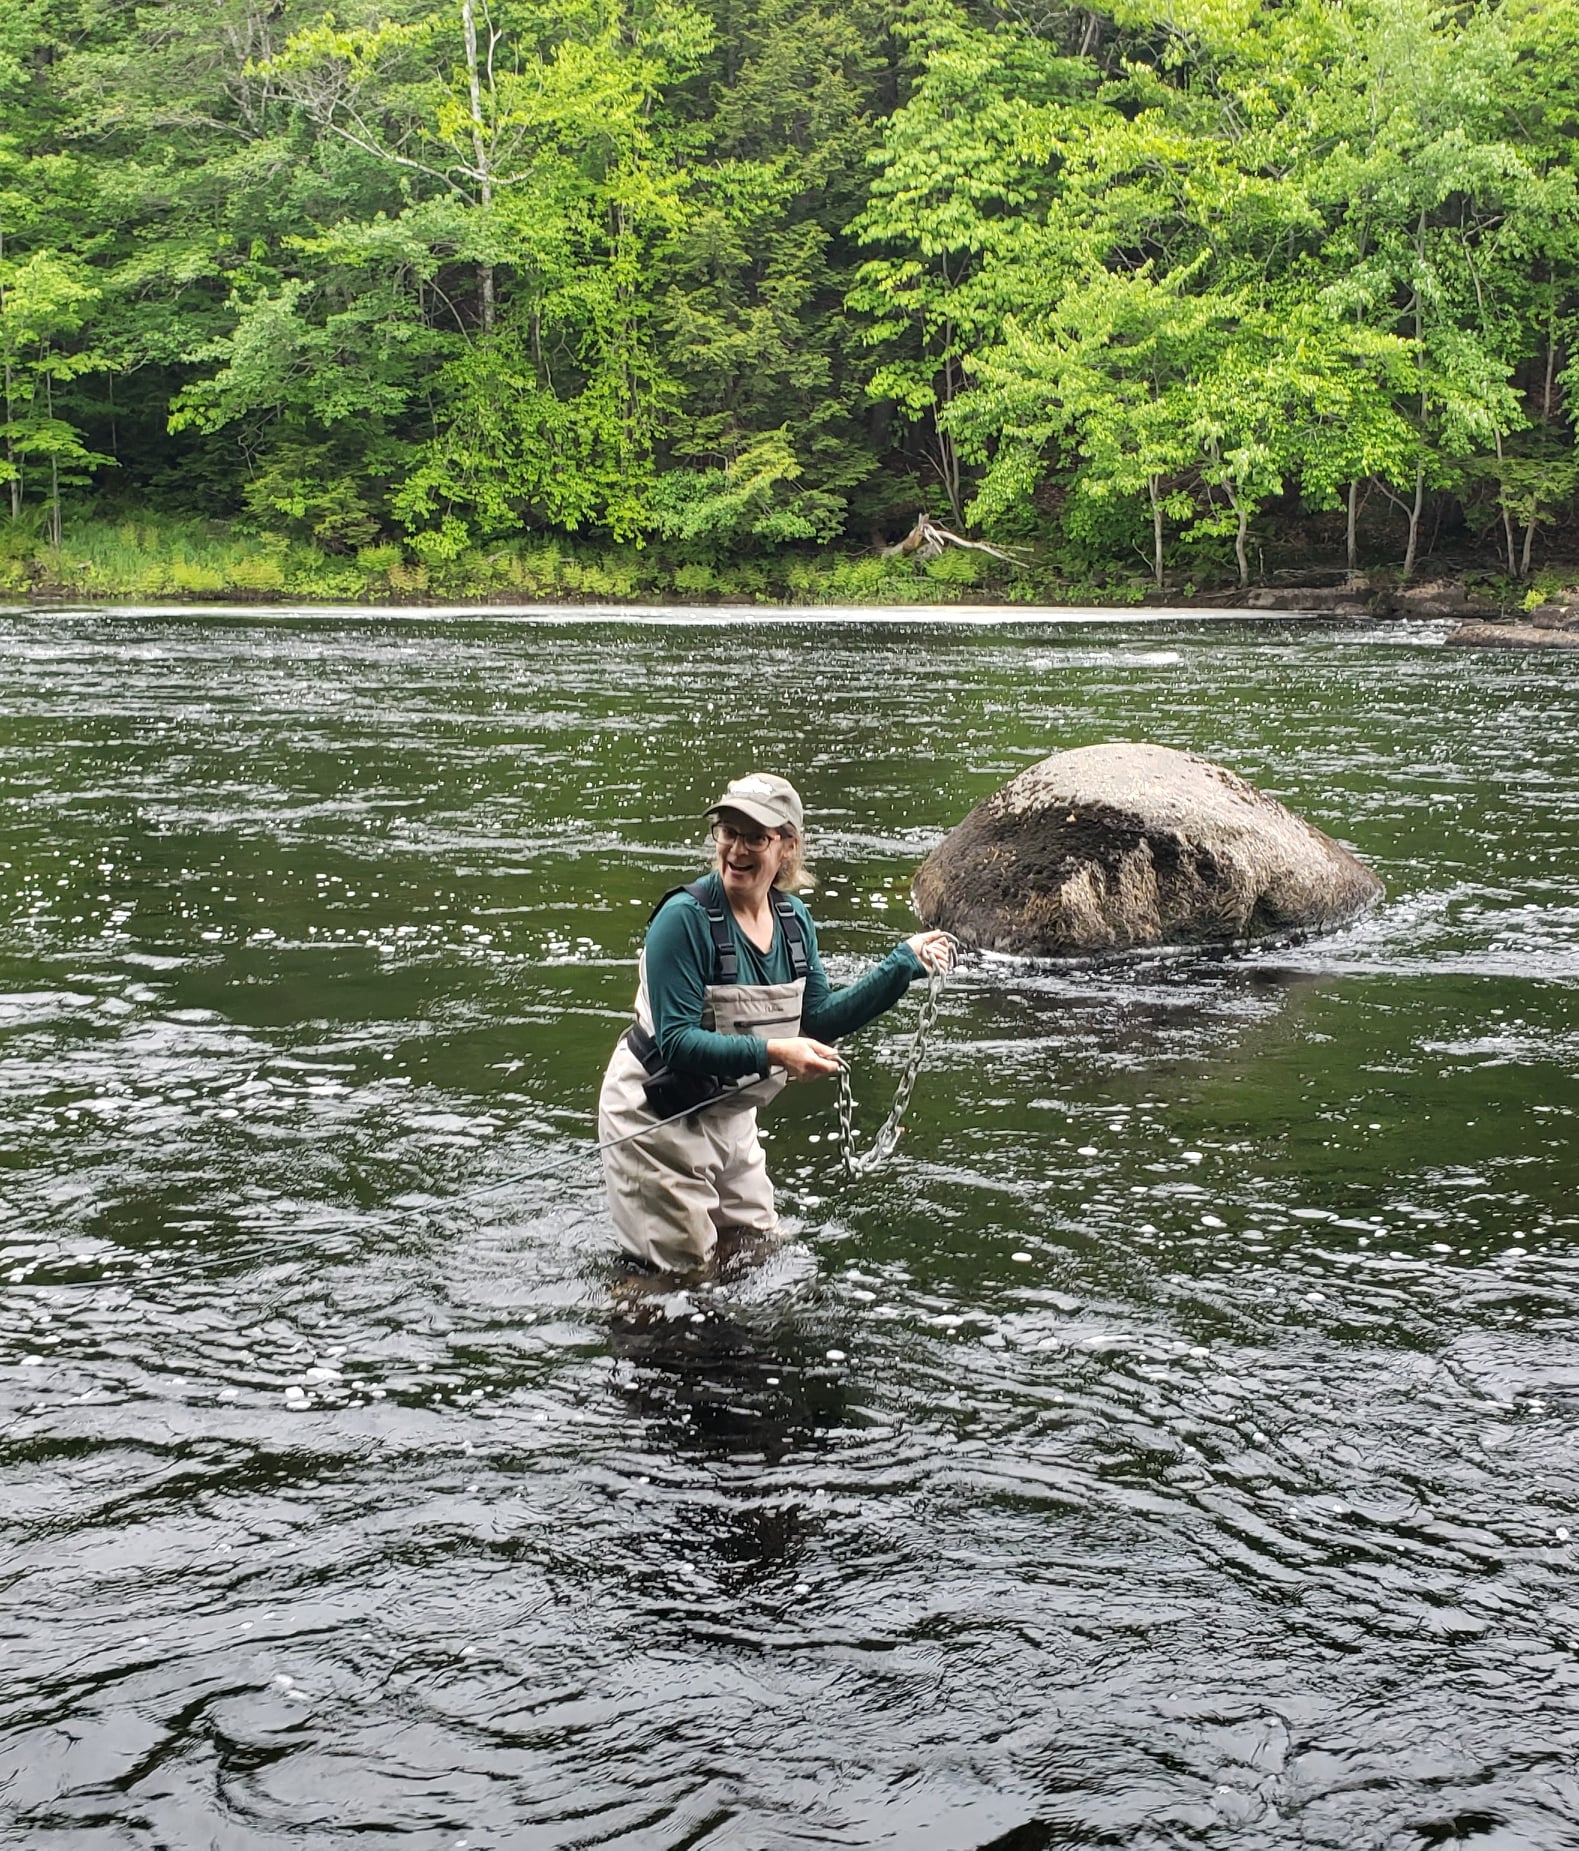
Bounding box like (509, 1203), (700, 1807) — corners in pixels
(376, 938), (959, 1220)
(370, 1072), (782, 1225)
(837, 952), (953, 1176)
(13, 948), (959, 1294)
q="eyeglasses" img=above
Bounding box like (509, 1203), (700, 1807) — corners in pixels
(712, 821), (779, 851)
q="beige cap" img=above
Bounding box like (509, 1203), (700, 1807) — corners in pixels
(707, 772), (804, 834)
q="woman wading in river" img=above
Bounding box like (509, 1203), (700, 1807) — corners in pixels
(598, 773), (953, 1271)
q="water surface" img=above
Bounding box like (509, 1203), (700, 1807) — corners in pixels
(3, 605), (1578, 1850)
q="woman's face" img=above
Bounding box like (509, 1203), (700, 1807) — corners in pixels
(713, 810), (787, 901)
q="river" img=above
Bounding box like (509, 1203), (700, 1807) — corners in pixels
(3, 604), (1578, 1850)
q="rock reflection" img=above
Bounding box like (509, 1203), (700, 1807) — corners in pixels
(605, 1257), (844, 1588)
(991, 951), (1334, 1037)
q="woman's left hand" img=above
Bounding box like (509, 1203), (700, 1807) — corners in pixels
(906, 930), (955, 974)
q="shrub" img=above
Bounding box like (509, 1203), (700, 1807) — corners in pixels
(169, 560), (227, 595)
(225, 554), (286, 594)
(562, 554), (641, 600)
(672, 561), (717, 595)
(357, 542), (404, 583)
(506, 542), (563, 595)
(923, 547), (983, 586)
(387, 560), (429, 595)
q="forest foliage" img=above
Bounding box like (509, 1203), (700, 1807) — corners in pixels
(3, 0), (1578, 598)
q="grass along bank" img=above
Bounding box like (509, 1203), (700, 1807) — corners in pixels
(6, 514), (1568, 614)
(0, 515), (1068, 608)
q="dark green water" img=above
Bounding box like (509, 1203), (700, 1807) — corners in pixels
(3, 605), (1578, 1850)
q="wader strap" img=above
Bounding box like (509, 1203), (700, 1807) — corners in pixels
(644, 879), (807, 984)
(627, 881), (742, 1081)
(624, 1022), (665, 1074)
(772, 891), (808, 982)
(626, 880), (808, 1114)
(647, 879), (739, 983)
(687, 879), (739, 984)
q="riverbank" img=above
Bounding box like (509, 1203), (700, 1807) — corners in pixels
(0, 516), (1053, 608)
(4, 515), (1574, 617)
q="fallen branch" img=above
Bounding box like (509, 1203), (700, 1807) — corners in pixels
(881, 513), (1026, 566)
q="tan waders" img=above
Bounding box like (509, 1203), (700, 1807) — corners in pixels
(599, 955), (805, 1270)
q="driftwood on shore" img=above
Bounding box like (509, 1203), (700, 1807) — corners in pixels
(881, 514), (1024, 566)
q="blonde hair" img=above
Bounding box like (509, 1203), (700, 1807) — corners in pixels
(773, 826), (815, 893)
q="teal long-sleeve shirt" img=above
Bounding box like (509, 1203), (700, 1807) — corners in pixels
(644, 872), (925, 1080)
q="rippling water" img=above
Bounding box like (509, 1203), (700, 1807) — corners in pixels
(4, 604), (1579, 1850)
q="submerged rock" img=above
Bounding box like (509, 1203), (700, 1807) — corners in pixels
(913, 742), (1384, 957)
(1446, 598), (1579, 648)
(1446, 621), (1579, 650)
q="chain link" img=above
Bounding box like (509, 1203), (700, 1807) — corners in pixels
(838, 950), (954, 1178)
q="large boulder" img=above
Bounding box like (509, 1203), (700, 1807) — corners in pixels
(913, 743), (1384, 957)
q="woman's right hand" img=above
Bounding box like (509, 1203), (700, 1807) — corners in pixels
(766, 1036), (844, 1080)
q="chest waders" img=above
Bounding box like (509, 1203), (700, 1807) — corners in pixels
(597, 881), (809, 1272)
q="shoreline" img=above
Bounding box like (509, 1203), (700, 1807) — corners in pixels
(5, 516), (1562, 616)
(0, 576), (1534, 614)
(6, 568), (1577, 638)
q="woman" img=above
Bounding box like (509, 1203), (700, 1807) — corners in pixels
(599, 772), (953, 1272)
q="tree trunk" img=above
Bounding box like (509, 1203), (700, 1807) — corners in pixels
(1520, 327), (1561, 579)
(1493, 430), (1517, 577)
(611, 199), (639, 439)
(1400, 464), (1425, 583)
(933, 344), (964, 526)
(1221, 474), (1250, 586)
(3, 350), (16, 520)
(934, 421), (963, 527)
(461, 0), (495, 334)
(1147, 474), (1164, 589)
(1346, 480), (1359, 574)
(43, 367), (60, 548)
(0, 226), (16, 521)
(1402, 223), (1430, 585)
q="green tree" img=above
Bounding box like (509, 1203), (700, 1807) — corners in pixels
(850, 10), (1092, 525)
(653, 0), (895, 548)
(249, 0), (710, 547)
(0, 0), (1576, 590)
(0, 249), (112, 544)
(956, 270), (1208, 587)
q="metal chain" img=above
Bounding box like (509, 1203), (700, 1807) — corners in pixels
(838, 954), (953, 1178)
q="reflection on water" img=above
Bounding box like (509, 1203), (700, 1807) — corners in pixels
(3, 605), (1579, 1849)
